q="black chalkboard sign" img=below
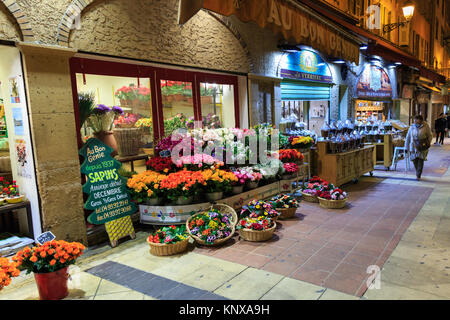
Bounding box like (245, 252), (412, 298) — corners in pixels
(36, 231), (56, 245)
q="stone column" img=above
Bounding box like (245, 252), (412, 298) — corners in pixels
(17, 43), (87, 245)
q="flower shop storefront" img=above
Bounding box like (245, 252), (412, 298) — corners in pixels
(70, 56), (242, 158)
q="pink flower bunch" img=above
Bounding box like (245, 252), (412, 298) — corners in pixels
(233, 168), (262, 185)
(283, 163), (299, 174)
(175, 154), (224, 169)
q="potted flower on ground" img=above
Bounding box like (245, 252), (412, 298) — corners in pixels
(146, 225), (190, 256)
(0, 257), (20, 291)
(236, 217), (276, 242)
(301, 182), (322, 203)
(318, 188), (348, 209)
(12, 240), (85, 300)
(269, 194), (300, 220)
(201, 169), (238, 202)
(186, 208), (236, 246)
(281, 163), (299, 180)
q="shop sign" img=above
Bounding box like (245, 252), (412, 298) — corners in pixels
(356, 64), (392, 99)
(280, 50), (332, 83)
(79, 138), (137, 225)
(202, 0), (360, 64)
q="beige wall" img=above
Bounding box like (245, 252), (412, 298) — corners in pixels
(19, 44), (87, 244)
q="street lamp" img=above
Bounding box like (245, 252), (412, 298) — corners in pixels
(383, 0), (415, 34)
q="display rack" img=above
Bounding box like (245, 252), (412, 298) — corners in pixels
(315, 142), (375, 186)
(364, 134), (393, 170)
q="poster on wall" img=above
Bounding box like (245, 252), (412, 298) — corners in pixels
(12, 108), (24, 136)
(0, 81), (7, 138)
(356, 65), (392, 99)
(15, 139), (32, 179)
(9, 77), (21, 104)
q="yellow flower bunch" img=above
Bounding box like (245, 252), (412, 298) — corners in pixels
(292, 136), (314, 145)
(135, 117), (152, 128)
(201, 169), (238, 183)
(127, 170), (166, 193)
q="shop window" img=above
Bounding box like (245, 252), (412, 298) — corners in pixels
(199, 83), (235, 129)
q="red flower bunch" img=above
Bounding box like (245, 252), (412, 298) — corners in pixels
(278, 149), (304, 163)
(310, 176), (326, 184)
(146, 156), (174, 173)
(319, 191), (332, 200)
(283, 163), (299, 173)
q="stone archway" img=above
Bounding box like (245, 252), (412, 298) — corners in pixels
(0, 0), (35, 41)
(56, 0), (252, 74)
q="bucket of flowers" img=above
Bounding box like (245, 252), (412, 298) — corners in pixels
(159, 170), (205, 205)
(186, 204), (237, 246)
(201, 169), (238, 202)
(127, 170), (167, 205)
(269, 194), (300, 220)
(289, 136), (314, 151)
(236, 217), (276, 242)
(318, 188), (348, 209)
(281, 163), (299, 180)
(12, 240), (85, 300)
(147, 225), (190, 256)
(0, 257), (20, 291)
(278, 149), (304, 165)
(240, 199), (280, 222)
(231, 168), (252, 194)
(233, 167), (262, 190)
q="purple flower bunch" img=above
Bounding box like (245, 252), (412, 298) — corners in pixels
(112, 106), (124, 115)
(93, 104), (111, 114)
(155, 136), (182, 154)
(207, 235), (217, 243)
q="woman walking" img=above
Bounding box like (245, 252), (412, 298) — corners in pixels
(405, 115), (432, 180)
(434, 113), (446, 145)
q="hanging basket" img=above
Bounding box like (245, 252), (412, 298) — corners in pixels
(147, 237), (190, 256)
(318, 197), (347, 209)
(301, 191), (319, 203)
(113, 127), (142, 156)
(276, 207), (297, 220)
(238, 223), (276, 242)
(186, 203), (237, 247)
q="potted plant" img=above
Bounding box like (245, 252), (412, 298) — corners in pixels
(146, 156), (174, 173)
(12, 240), (85, 300)
(231, 168), (254, 194)
(236, 217), (276, 242)
(146, 225), (190, 256)
(78, 92), (95, 129)
(278, 149), (304, 164)
(86, 104), (123, 156)
(127, 170), (167, 205)
(186, 208), (235, 246)
(318, 188), (348, 209)
(115, 85), (137, 107)
(4, 181), (24, 204)
(159, 170), (205, 205)
(201, 168), (237, 202)
(281, 162), (299, 180)
(236, 167), (262, 190)
(269, 194), (300, 220)
(289, 135), (314, 151)
(0, 257), (20, 291)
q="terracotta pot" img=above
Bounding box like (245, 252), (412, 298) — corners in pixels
(34, 267), (69, 300)
(93, 131), (118, 156)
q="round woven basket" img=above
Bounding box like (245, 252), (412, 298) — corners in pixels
(301, 191), (319, 203)
(238, 222), (276, 242)
(186, 203), (238, 247)
(147, 237), (190, 256)
(276, 207), (297, 220)
(318, 197), (347, 209)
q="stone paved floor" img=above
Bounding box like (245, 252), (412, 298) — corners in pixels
(1, 139), (449, 300)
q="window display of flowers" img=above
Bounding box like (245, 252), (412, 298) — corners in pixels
(155, 135), (183, 155)
(146, 156), (174, 173)
(319, 188), (348, 200)
(188, 209), (233, 245)
(127, 170), (167, 202)
(269, 194), (299, 209)
(0, 257), (20, 290)
(147, 225), (189, 244)
(159, 170), (206, 202)
(240, 199), (280, 220)
(115, 85), (151, 105)
(236, 217), (274, 231)
(135, 117), (152, 133)
(164, 114), (187, 137)
(278, 149), (304, 163)
(283, 163), (299, 174)
(12, 240), (85, 274)
(86, 104), (123, 133)
(203, 113), (221, 129)
(201, 169), (238, 194)
(114, 112), (142, 128)
(289, 136), (314, 149)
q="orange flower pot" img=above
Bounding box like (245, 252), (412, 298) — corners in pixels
(34, 267), (69, 300)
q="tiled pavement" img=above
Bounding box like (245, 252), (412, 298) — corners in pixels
(1, 139), (449, 300)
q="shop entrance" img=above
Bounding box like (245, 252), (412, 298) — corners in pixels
(0, 44), (41, 255)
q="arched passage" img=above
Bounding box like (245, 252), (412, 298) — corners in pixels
(0, 0), (35, 41)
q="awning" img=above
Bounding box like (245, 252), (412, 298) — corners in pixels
(179, 0), (361, 64)
(418, 83), (441, 93)
(419, 67), (446, 85)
